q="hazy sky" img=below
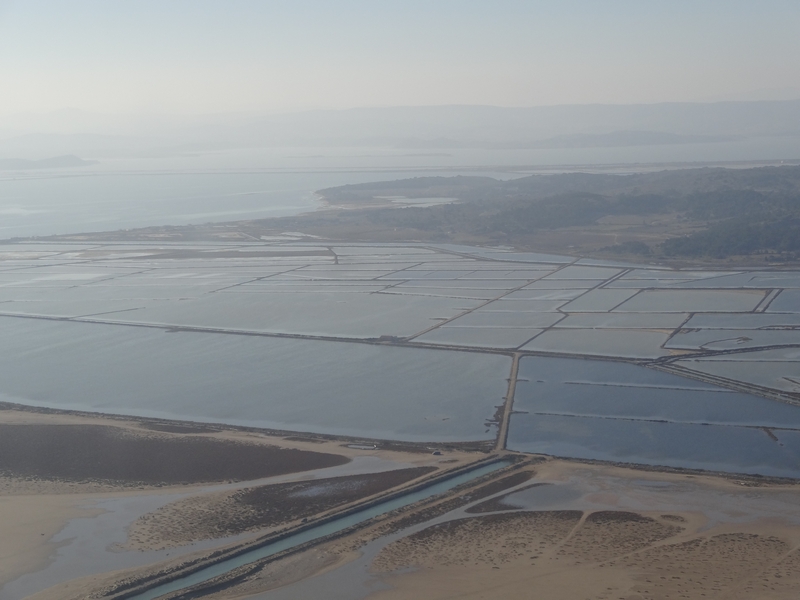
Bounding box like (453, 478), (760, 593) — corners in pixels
(1, 0), (799, 115)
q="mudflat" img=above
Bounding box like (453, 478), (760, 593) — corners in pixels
(127, 466), (437, 550)
(0, 406), (472, 597)
(365, 461), (800, 600)
(371, 511), (800, 600)
(0, 422), (349, 486)
(191, 460), (800, 600)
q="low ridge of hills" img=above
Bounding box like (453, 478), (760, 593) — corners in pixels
(315, 165), (800, 262)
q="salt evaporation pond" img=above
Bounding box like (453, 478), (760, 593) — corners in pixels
(0, 317), (509, 442)
(675, 349), (800, 395)
(507, 356), (800, 477)
(2, 239), (800, 475)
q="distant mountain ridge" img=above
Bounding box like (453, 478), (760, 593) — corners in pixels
(165, 101), (800, 149)
(0, 155), (97, 170)
(1, 100), (799, 158)
(505, 130), (736, 149)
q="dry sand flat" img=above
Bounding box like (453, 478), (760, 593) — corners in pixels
(73, 460), (800, 600)
(9, 398), (800, 600)
(0, 407), (341, 590)
(198, 460), (800, 600)
(0, 407), (473, 597)
(0, 494), (103, 593)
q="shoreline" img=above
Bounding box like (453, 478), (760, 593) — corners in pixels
(3, 400), (798, 486)
(173, 458), (800, 600)
(0, 400), (493, 456)
(5, 404), (800, 599)
(0, 407), (479, 596)
(73, 458), (800, 600)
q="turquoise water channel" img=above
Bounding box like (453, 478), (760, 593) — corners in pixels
(128, 460), (512, 600)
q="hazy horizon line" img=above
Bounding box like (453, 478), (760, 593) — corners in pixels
(3, 95), (800, 120)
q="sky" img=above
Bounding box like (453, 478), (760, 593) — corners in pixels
(0, 0), (799, 116)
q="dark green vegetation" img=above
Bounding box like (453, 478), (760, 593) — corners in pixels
(317, 165), (800, 261)
(662, 217), (800, 259)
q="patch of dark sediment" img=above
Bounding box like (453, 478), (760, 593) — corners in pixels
(0, 424), (349, 486)
(466, 481), (549, 513)
(467, 469), (535, 498)
(557, 511), (683, 563)
(0, 400), (494, 456)
(138, 422), (221, 434)
(368, 461), (536, 538)
(616, 532), (795, 598)
(372, 511), (583, 571)
(127, 466), (437, 550)
(373, 510), (682, 573)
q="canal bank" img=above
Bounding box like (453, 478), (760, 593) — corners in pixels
(108, 457), (517, 600)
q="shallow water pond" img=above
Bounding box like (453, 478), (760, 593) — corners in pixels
(0, 317), (509, 442)
(508, 356), (800, 476)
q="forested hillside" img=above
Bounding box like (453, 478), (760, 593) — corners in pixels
(317, 165), (800, 261)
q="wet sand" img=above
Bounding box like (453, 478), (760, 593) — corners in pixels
(200, 459), (800, 600)
(0, 407), (473, 598)
(0, 407), (343, 591)
(126, 467), (437, 551)
(366, 460), (800, 600)
(0, 422), (348, 486)
(10, 400), (800, 600)
(0, 494), (102, 596)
